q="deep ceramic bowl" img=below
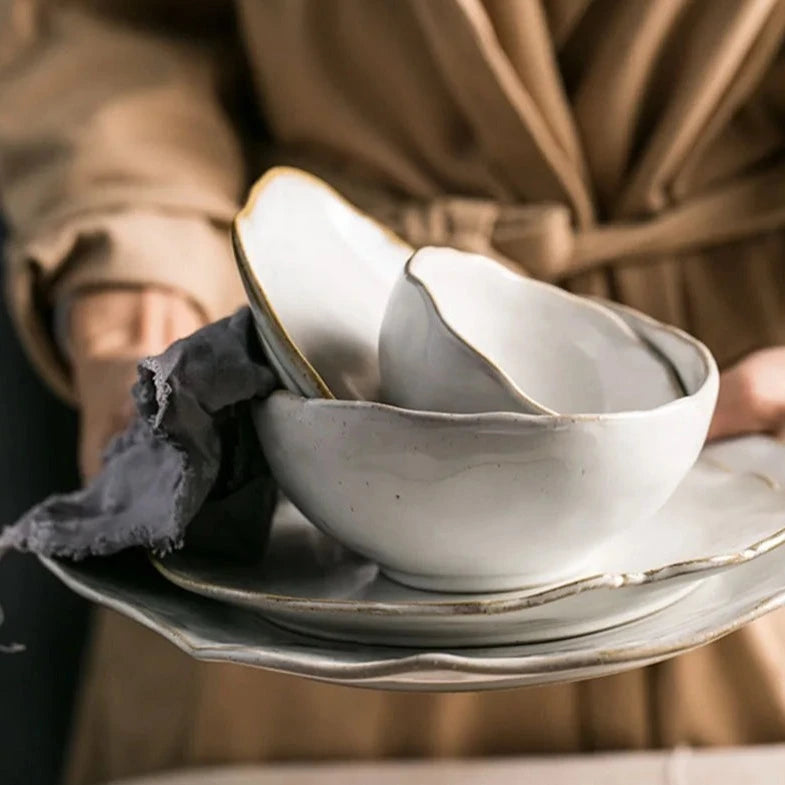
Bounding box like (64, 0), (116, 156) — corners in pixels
(379, 247), (684, 415)
(253, 310), (718, 592)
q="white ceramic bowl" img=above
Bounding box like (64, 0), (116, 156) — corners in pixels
(254, 310), (718, 592)
(379, 247), (684, 415)
(233, 167), (413, 401)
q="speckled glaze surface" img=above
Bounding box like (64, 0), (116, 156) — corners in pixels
(380, 247), (685, 415)
(39, 435), (785, 690)
(233, 167), (412, 401)
(253, 338), (718, 591)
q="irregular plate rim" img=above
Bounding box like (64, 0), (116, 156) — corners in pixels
(39, 555), (785, 685)
(151, 453), (785, 618)
(150, 557), (702, 648)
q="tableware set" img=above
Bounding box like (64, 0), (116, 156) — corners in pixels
(235, 167), (720, 592)
(42, 167), (785, 690)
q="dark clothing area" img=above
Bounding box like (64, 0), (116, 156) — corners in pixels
(0, 224), (90, 785)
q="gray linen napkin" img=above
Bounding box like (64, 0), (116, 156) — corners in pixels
(0, 308), (278, 562)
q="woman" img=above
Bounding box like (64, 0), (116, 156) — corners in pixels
(2, 2), (785, 783)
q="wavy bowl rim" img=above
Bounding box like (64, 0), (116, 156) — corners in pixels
(399, 247), (704, 418)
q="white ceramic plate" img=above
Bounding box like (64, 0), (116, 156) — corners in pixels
(40, 509), (785, 692)
(233, 167), (413, 400)
(151, 500), (699, 647)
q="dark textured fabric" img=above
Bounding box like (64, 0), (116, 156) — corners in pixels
(0, 308), (278, 562)
(0, 229), (89, 785)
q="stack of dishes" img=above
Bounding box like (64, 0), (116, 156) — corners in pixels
(102, 167), (785, 684)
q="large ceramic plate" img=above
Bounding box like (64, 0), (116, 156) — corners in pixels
(41, 520), (785, 692)
(232, 167), (413, 400)
(151, 501), (698, 647)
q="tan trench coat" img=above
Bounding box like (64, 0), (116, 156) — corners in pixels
(2, 1), (785, 783)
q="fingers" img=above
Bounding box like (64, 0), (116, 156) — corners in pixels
(68, 286), (208, 482)
(707, 347), (785, 442)
(70, 288), (205, 361)
(74, 354), (141, 480)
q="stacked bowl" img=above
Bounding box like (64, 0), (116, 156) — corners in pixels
(233, 167), (718, 598)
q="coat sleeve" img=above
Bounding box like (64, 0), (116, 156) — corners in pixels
(0, 0), (248, 399)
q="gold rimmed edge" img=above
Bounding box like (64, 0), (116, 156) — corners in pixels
(401, 249), (557, 415)
(402, 249), (707, 419)
(232, 166), (413, 401)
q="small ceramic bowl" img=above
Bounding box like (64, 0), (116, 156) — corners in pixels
(253, 309), (718, 593)
(233, 167), (413, 401)
(379, 247), (684, 415)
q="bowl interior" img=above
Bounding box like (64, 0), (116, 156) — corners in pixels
(407, 247), (685, 414)
(234, 168), (412, 400)
(594, 299), (713, 397)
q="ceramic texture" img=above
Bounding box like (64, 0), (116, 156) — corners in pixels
(253, 336), (718, 591)
(39, 435), (785, 690)
(379, 247), (685, 415)
(151, 499), (704, 647)
(233, 167), (413, 401)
